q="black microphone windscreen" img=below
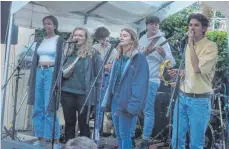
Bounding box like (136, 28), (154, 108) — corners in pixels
(114, 40), (120, 48)
(65, 40), (78, 43)
(181, 33), (188, 41)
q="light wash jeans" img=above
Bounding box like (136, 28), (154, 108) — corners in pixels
(96, 75), (109, 131)
(143, 81), (159, 140)
(32, 67), (60, 139)
(172, 93), (211, 149)
(111, 97), (137, 149)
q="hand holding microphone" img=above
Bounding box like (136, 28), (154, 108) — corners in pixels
(183, 30), (195, 47)
(187, 30), (195, 47)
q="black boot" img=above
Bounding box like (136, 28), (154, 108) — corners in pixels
(137, 139), (149, 149)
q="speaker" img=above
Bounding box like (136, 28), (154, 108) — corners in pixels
(1, 1), (18, 45)
(151, 91), (171, 138)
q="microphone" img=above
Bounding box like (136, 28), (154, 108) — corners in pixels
(114, 40), (120, 48)
(181, 32), (188, 41)
(37, 29), (45, 33)
(65, 40), (78, 44)
(31, 29), (45, 36)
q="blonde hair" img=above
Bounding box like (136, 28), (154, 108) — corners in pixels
(116, 28), (139, 58)
(65, 27), (93, 58)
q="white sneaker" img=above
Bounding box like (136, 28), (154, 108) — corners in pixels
(33, 140), (46, 148)
(53, 143), (62, 149)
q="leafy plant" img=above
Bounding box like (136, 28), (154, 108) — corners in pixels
(206, 31), (229, 74)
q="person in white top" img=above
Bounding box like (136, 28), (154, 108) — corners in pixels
(138, 15), (176, 149)
(28, 15), (64, 149)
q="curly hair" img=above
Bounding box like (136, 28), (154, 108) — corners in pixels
(116, 28), (139, 58)
(188, 13), (209, 28)
(94, 27), (110, 41)
(65, 27), (93, 58)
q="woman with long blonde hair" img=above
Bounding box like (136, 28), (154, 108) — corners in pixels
(101, 28), (149, 149)
(61, 27), (102, 142)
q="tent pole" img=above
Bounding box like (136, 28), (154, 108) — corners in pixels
(1, 13), (14, 130)
(225, 16), (229, 51)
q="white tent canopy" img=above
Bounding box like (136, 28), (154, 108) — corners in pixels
(13, 1), (196, 36)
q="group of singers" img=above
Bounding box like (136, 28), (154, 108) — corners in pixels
(27, 13), (218, 149)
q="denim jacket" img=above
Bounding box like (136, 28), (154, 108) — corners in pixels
(101, 50), (149, 116)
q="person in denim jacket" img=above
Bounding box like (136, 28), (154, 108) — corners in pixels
(101, 28), (149, 149)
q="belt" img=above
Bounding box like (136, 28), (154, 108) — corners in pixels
(180, 90), (210, 98)
(38, 65), (54, 68)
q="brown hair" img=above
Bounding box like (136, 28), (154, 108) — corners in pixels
(145, 15), (160, 25)
(94, 27), (110, 41)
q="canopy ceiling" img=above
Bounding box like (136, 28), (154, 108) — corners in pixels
(13, 1), (196, 36)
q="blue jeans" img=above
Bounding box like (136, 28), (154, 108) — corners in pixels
(32, 67), (60, 139)
(111, 98), (137, 149)
(96, 75), (109, 131)
(172, 93), (211, 149)
(143, 81), (159, 140)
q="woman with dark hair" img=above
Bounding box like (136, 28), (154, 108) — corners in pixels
(61, 27), (102, 142)
(27, 15), (64, 149)
(101, 28), (149, 149)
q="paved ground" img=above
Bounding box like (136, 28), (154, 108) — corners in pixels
(2, 130), (229, 149)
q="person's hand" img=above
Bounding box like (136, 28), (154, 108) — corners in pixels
(104, 63), (112, 70)
(155, 46), (166, 58)
(187, 30), (195, 47)
(104, 63), (112, 74)
(167, 69), (185, 78)
(141, 39), (157, 54)
(122, 109), (133, 117)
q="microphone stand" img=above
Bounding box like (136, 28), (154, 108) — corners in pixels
(47, 40), (78, 149)
(1, 40), (36, 140)
(166, 39), (187, 149)
(46, 41), (68, 149)
(80, 43), (117, 143)
(1, 40), (36, 91)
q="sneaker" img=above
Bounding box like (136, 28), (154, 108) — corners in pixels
(54, 143), (62, 149)
(137, 139), (149, 149)
(33, 140), (46, 148)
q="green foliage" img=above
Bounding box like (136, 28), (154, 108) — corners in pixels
(160, 3), (200, 67)
(160, 2), (200, 38)
(215, 11), (225, 18)
(206, 31), (229, 73)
